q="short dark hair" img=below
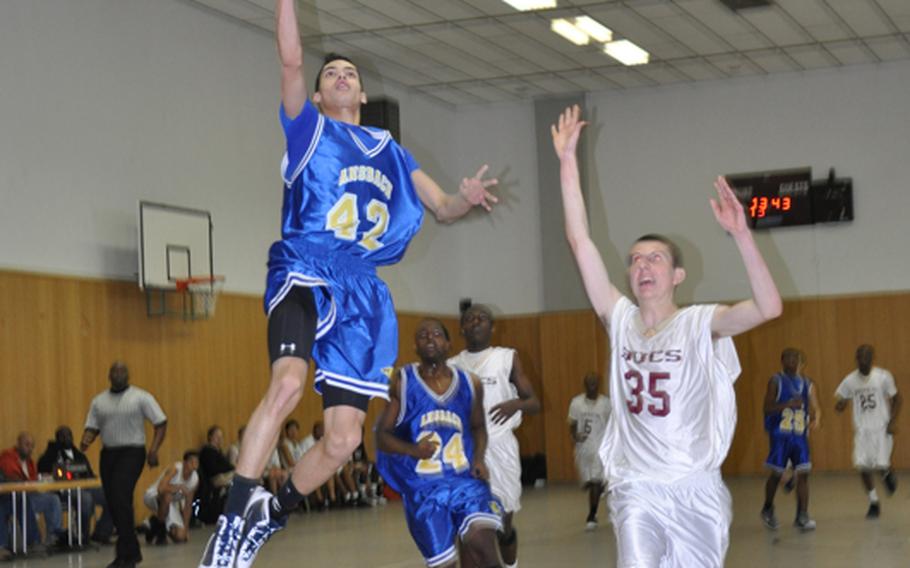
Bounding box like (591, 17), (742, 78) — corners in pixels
(183, 450), (199, 462)
(314, 53), (359, 92)
(460, 304), (494, 326)
(781, 347), (800, 361)
(284, 419), (299, 433)
(633, 234), (682, 268)
(419, 318), (450, 341)
(206, 425), (221, 442)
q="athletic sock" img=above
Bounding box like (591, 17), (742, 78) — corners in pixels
(504, 563), (518, 568)
(273, 478), (306, 517)
(869, 489), (879, 503)
(225, 475), (260, 515)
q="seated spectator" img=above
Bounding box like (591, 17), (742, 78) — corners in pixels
(0, 433), (64, 546)
(303, 421), (339, 510)
(264, 441), (288, 495)
(278, 420), (308, 469)
(0, 468), (41, 557)
(143, 451), (199, 545)
(227, 426), (244, 467)
(196, 426), (233, 524)
(349, 438), (385, 506)
(36, 426), (113, 544)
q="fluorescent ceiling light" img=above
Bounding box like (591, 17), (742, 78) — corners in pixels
(574, 16), (612, 43)
(502, 0), (557, 10)
(604, 39), (650, 66)
(551, 19), (589, 46)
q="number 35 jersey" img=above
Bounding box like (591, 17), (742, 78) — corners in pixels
(601, 297), (742, 484)
(265, 101), (424, 310)
(377, 364), (477, 496)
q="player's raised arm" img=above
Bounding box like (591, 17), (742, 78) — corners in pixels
(709, 176), (782, 337)
(276, 0), (307, 118)
(412, 165), (499, 224)
(552, 105), (622, 325)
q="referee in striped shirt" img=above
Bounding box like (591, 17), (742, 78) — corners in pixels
(81, 361), (167, 568)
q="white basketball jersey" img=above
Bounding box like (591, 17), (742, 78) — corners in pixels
(450, 347), (520, 437)
(601, 297), (741, 484)
(835, 367), (897, 431)
(568, 394), (611, 455)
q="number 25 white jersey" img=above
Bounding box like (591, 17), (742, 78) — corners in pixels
(835, 367), (897, 432)
(600, 297), (741, 484)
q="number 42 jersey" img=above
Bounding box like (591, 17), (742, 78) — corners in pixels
(265, 100), (425, 315)
(601, 297), (742, 484)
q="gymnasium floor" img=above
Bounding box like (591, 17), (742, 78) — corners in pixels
(8, 473), (909, 567)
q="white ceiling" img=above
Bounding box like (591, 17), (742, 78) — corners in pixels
(190, 0), (910, 105)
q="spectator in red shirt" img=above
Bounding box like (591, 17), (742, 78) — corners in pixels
(0, 432), (64, 546)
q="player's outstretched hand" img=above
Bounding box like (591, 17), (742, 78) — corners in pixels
(414, 434), (439, 459)
(710, 176), (748, 236)
(489, 400), (521, 425)
(472, 460), (490, 481)
(459, 164), (499, 212)
(551, 104), (587, 161)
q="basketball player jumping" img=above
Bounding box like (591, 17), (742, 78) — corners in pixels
(198, 0), (499, 565)
(552, 104), (782, 567)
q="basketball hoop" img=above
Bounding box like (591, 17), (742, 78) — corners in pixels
(175, 276), (225, 319)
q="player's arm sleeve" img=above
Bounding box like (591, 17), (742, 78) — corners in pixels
(84, 400), (100, 431)
(608, 296), (631, 337)
(834, 378), (852, 400)
(567, 398), (580, 423)
(704, 304), (741, 384)
(280, 100), (322, 185)
(885, 371), (898, 397)
(142, 394), (168, 426)
(399, 146), (421, 174)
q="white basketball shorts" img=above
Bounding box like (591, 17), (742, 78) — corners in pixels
(853, 428), (893, 470)
(575, 449), (605, 485)
(485, 432), (522, 513)
(609, 471), (732, 568)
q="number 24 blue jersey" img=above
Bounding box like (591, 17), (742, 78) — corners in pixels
(377, 364), (477, 495)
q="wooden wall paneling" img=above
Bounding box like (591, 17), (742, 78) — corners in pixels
(5, 269), (910, 521)
(539, 311), (601, 482)
(491, 316), (545, 457)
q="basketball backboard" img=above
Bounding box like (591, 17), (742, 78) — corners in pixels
(138, 201), (213, 290)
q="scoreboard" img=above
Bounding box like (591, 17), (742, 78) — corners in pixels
(726, 167), (853, 229)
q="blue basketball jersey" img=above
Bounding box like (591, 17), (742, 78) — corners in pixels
(378, 364), (477, 495)
(765, 373), (811, 437)
(269, 100), (424, 272)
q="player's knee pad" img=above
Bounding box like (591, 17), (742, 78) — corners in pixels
(498, 527), (517, 547)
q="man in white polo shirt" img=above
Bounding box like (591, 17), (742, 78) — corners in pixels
(81, 361), (167, 568)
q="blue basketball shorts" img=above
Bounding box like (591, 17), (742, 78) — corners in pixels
(264, 245), (397, 401)
(765, 433), (811, 472)
(403, 477), (503, 567)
